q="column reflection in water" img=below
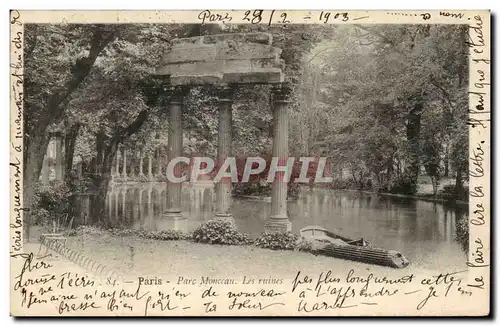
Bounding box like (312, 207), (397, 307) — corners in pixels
(450, 212), (456, 241)
(147, 187), (154, 230)
(121, 189), (126, 222)
(107, 188), (112, 222)
(132, 189), (140, 222)
(202, 187), (213, 221)
(125, 189), (134, 225)
(152, 188), (160, 227)
(137, 188), (143, 229)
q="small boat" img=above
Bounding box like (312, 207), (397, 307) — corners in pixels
(300, 225), (409, 269)
(300, 225), (370, 247)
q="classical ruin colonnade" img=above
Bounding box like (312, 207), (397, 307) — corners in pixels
(111, 146), (166, 180)
(156, 32), (291, 232)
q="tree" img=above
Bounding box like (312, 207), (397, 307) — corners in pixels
(297, 24), (469, 196)
(65, 24), (190, 224)
(24, 24), (120, 237)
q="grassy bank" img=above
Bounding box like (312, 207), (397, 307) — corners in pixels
(60, 230), (464, 281)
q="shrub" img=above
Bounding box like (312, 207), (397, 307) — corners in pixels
(108, 228), (137, 237)
(254, 231), (300, 250)
(192, 219), (251, 245)
(72, 225), (106, 236)
(440, 184), (469, 201)
(71, 226), (192, 241)
(233, 179), (299, 200)
(32, 182), (71, 226)
(137, 229), (191, 241)
(388, 177), (418, 195)
(233, 179), (272, 197)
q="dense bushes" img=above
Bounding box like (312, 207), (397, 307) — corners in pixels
(439, 184), (469, 201)
(233, 180), (300, 199)
(388, 177), (418, 195)
(254, 232), (299, 250)
(192, 219), (252, 245)
(71, 223), (307, 251)
(233, 179), (272, 197)
(138, 229), (191, 241)
(32, 182), (71, 226)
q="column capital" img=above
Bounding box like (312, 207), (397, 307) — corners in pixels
(271, 83), (292, 103)
(165, 85), (189, 104)
(217, 84), (236, 103)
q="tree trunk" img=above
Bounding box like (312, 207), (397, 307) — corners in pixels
(406, 100), (423, 189)
(88, 131), (118, 225)
(431, 176), (439, 196)
(371, 171), (380, 193)
(87, 109), (149, 225)
(64, 124), (80, 182)
(89, 172), (113, 226)
(23, 127), (51, 241)
(385, 156), (394, 188)
(22, 27), (117, 237)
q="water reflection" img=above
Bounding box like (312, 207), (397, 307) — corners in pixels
(105, 183), (468, 269)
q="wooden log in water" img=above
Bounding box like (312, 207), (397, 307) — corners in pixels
(316, 244), (409, 269)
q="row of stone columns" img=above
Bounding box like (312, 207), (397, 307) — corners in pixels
(112, 148), (164, 179)
(162, 83), (292, 232)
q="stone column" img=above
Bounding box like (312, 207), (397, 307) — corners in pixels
(122, 148), (127, 178)
(164, 86), (186, 220)
(157, 149), (162, 177)
(147, 187), (154, 229)
(54, 131), (65, 181)
(115, 149), (121, 177)
(215, 85), (234, 220)
(122, 189), (126, 221)
(265, 84), (292, 232)
(139, 151), (144, 176)
(114, 191), (119, 221)
(129, 155), (135, 179)
(148, 154), (153, 180)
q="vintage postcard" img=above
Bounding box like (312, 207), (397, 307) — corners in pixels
(10, 10), (490, 316)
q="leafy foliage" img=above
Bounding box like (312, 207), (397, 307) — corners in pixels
(136, 229), (191, 241)
(70, 225), (191, 240)
(290, 25), (469, 198)
(32, 182), (71, 226)
(254, 232), (299, 250)
(230, 155), (325, 199)
(192, 220), (252, 245)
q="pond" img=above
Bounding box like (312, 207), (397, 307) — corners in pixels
(105, 182), (468, 270)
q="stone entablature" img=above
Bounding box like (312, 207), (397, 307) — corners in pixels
(156, 33), (284, 85)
